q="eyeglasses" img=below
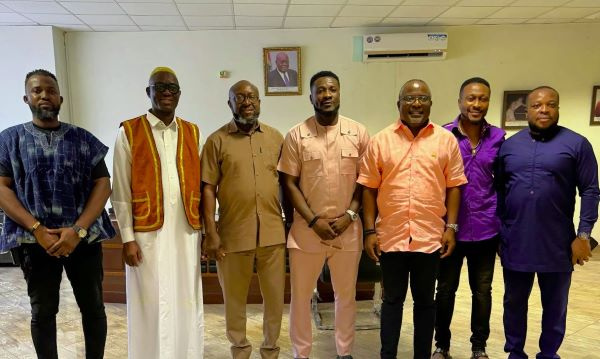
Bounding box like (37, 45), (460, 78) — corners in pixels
(234, 93), (259, 103)
(401, 95), (431, 104)
(151, 83), (180, 95)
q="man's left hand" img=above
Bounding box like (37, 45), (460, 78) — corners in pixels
(46, 227), (81, 257)
(440, 228), (456, 258)
(571, 237), (592, 266)
(329, 214), (352, 236)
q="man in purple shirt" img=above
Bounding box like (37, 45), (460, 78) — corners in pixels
(433, 77), (505, 359)
(497, 86), (599, 359)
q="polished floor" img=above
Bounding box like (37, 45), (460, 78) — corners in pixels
(0, 256), (599, 359)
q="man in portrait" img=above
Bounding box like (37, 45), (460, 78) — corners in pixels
(267, 52), (298, 88)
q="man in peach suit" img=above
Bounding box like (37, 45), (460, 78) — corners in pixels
(278, 71), (370, 359)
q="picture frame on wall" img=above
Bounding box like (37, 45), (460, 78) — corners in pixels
(263, 47), (302, 96)
(590, 86), (600, 126)
(502, 90), (530, 130)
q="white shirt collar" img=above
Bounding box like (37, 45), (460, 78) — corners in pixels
(146, 111), (178, 130)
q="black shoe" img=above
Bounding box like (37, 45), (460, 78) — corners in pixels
(431, 347), (452, 359)
(336, 356), (353, 359)
(471, 350), (489, 359)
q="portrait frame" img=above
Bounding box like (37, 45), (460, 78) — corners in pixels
(501, 90), (530, 130)
(590, 86), (600, 126)
(263, 47), (302, 96)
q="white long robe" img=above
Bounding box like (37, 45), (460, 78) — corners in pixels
(111, 112), (204, 359)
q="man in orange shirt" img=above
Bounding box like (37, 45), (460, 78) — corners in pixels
(279, 71), (370, 359)
(358, 79), (467, 359)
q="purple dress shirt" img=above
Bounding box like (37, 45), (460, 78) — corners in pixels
(444, 117), (505, 242)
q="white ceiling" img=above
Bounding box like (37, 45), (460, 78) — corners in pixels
(0, 0), (599, 32)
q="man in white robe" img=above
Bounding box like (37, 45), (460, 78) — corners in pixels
(112, 67), (204, 359)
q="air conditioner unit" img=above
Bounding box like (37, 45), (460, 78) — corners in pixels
(363, 33), (448, 62)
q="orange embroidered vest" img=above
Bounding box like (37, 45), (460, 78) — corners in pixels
(120, 115), (202, 232)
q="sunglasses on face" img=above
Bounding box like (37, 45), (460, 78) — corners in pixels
(151, 83), (180, 95)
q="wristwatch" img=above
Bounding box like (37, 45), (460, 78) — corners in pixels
(445, 223), (459, 232)
(72, 225), (88, 239)
(577, 232), (591, 240)
(345, 209), (359, 222)
(30, 221), (41, 234)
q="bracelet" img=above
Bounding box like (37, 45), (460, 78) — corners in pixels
(308, 216), (320, 228)
(363, 229), (376, 236)
(30, 221), (41, 234)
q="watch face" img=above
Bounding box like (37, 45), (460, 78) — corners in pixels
(74, 226), (87, 238)
(346, 211), (358, 221)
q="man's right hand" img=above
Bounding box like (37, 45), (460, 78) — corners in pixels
(364, 233), (380, 262)
(311, 218), (337, 241)
(123, 241), (143, 267)
(33, 226), (59, 253)
(204, 232), (226, 261)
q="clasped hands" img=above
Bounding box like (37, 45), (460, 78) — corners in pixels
(34, 225), (81, 258)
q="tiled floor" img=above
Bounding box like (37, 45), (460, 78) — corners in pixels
(1, 255), (599, 359)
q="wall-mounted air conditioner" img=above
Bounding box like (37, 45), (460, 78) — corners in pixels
(363, 32), (448, 62)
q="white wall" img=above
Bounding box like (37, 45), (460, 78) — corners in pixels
(0, 26), (71, 128)
(63, 22), (600, 239)
(65, 22), (600, 141)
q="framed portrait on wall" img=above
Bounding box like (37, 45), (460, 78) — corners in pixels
(263, 47), (302, 96)
(590, 86), (600, 126)
(502, 90), (530, 130)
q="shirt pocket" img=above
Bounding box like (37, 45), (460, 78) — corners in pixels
(340, 147), (359, 175)
(302, 151), (324, 177)
(261, 147), (280, 177)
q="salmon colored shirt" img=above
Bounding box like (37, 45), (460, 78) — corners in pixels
(278, 116), (370, 253)
(357, 121), (467, 254)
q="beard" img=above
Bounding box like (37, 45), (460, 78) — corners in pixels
(234, 111), (260, 126)
(314, 104), (340, 117)
(30, 103), (60, 121)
